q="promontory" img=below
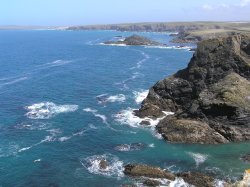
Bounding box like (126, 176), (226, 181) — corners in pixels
(135, 34), (250, 144)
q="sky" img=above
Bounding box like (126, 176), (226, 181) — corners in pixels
(0, 0), (250, 26)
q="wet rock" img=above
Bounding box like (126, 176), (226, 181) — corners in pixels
(136, 34), (250, 144)
(143, 179), (161, 187)
(124, 164), (175, 180)
(231, 169), (250, 187)
(177, 172), (215, 187)
(99, 159), (108, 170)
(140, 120), (151, 126)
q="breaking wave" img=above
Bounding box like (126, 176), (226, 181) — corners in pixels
(187, 152), (208, 167)
(96, 93), (126, 104)
(114, 143), (145, 152)
(133, 90), (149, 104)
(25, 102), (78, 119)
(114, 108), (173, 128)
(145, 45), (195, 51)
(83, 108), (108, 124)
(18, 135), (55, 153)
(81, 154), (124, 178)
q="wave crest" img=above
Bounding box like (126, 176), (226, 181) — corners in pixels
(81, 154), (124, 178)
(25, 102), (78, 119)
(187, 152), (208, 167)
(133, 90), (149, 104)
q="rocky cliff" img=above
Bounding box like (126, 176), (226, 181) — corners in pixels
(135, 34), (250, 144)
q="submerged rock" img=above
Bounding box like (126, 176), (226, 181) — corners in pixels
(136, 34), (250, 144)
(104, 34), (163, 46)
(240, 154), (250, 163)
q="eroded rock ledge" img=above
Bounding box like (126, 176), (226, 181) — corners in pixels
(135, 34), (250, 144)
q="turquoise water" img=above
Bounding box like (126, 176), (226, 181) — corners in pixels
(0, 30), (249, 187)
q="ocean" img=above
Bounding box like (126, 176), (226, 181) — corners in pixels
(0, 30), (249, 187)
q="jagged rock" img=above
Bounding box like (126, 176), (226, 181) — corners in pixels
(104, 34), (163, 46)
(140, 120), (151, 126)
(157, 116), (228, 144)
(99, 159), (108, 170)
(124, 164), (175, 180)
(143, 179), (162, 187)
(230, 169), (250, 187)
(136, 34), (250, 144)
(123, 164), (220, 187)
(177, 172), (215, 187)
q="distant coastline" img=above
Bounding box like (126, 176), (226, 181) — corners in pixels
(2, 21), (250, 44)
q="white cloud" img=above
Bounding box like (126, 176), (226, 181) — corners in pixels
(202, 3), (229, 11)
(240, 0), (250, 7)
(202, 4), (214, 10)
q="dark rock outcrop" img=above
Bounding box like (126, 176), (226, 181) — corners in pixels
(124, 164), (175, 180)
(104, 34), (163, 46)
(143, 179), (161, 187)
(99, 159), (108, 170)
(136, 34), (250, 144)
(176, 172), (215, 187)
(123, 164), (218, 187)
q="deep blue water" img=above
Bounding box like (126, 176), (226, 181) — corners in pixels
(0, 30), (249, 187)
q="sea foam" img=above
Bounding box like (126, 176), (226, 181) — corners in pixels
(0, 76), (28, 88)
(81, 154), (124, 178)
(133, 90), (149, 104)
(114, 108), (173, 128)
(83, 108), (108, 124)
(114, 143), (145, 152)
(96, 94), (126, 104)
(25, 102), (78, 119)
(187, 152), (208, 167)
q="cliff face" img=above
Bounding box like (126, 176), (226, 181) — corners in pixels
(136, 35), (250, 144)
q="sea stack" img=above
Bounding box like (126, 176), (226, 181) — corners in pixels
(136, 34), (250, 144)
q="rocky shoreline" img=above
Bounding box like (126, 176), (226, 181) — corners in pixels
(122, 164), (250, 187)
(120, 34), (250, 186)
(135, 34), (250, 144)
